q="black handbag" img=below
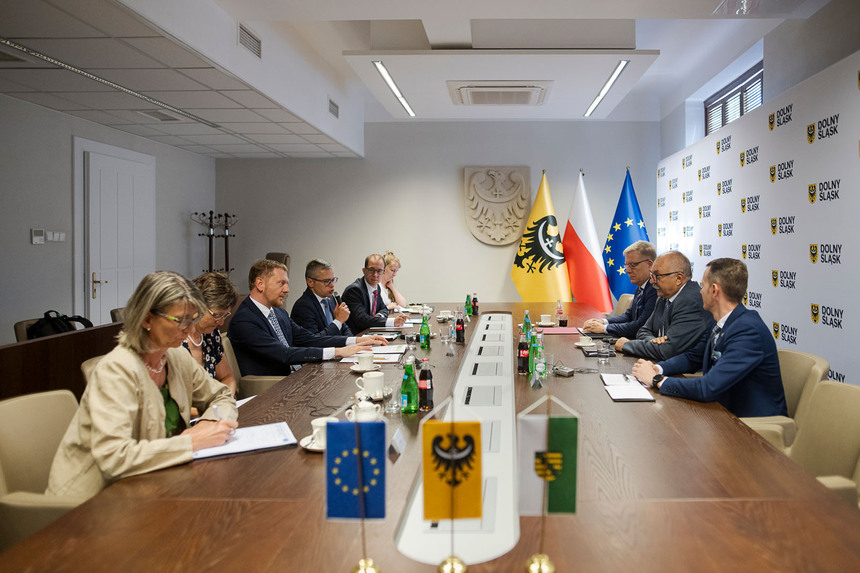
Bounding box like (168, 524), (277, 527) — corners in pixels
(26, 310), (94, 339)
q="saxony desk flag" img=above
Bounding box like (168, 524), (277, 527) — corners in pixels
(511, 171), (573, 302)
(423, 420), (482, 520)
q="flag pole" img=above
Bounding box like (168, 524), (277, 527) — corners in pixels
(525, 392), (556, 573)
(439, 390), (467, 573)
(350, 422), (380, 573)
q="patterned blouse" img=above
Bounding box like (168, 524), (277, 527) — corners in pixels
(181, 329), (224, 378)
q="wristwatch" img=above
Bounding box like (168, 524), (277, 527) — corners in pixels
(651, 374), (664, 389)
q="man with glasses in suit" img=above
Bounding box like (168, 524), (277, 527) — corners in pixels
(614, 250), (711, 361)
(291, 258), (353, 337)
(582, 240), (657, 338)
(631, 258), (786, 417)
(342, 254), (408, 334)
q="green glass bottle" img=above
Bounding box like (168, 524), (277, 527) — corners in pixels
(465, 293), (472, 316)
(528, 331), (538, 374)
(419, 313), (431, 349)
(523, 310), (532, 339)
(400, 357), (419, 413)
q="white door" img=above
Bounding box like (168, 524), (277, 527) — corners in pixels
(86, 151), (155, 325)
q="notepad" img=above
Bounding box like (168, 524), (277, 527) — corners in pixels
(192, 421), (297, 460)
(600, 373), (639, 386)
(604, 384), (655, 402)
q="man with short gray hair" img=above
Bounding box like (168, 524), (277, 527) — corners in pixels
(583, 240), (656, 338)
(292, 258), (353, 337)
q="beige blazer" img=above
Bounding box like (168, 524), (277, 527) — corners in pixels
(46, 345), (237, 499)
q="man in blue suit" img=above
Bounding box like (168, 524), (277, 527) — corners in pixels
(582, 240), (657, 338)
(615, 250), (710, 360)
(632, 258), (787, 418)
(291, 258), (353, 337)
(228, 260), (383, 376)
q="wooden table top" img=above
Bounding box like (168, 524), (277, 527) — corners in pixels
(3, 303), (859, 572)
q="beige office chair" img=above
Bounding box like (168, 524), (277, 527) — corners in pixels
(13, 318), (39, 342)
(109, 307), (125, 322)
(783, 381), (860, 507)
(742, 349), (828, 449)
(221, 335), (283, 399)
(0, 390), (87, 551)
(605, 293), (634, 318)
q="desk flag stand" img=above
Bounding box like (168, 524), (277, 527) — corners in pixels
(420, 395), (482, 573)
(519, 393), (580, 573)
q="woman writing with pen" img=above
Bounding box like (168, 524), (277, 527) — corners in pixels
(46, 271), (237, 500)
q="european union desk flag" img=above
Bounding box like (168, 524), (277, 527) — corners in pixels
(423, 420), (482, 520)
(511, 171), (573, 303)
(325, 421), (386, 519)
(603, 170), (650, 300)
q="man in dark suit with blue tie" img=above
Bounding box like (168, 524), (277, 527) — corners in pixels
(582, 241), (657, 338)
(342, 254), (407, 334)
(632, 258), (787, 417)
(615, 251), (710, 360)
(228, 260), (383, 376)
(291, 259), (353, 337)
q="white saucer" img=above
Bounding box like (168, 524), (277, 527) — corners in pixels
(537, 321), (555, 327)
(355, 386), (391, 402)
(575, 341), (596, 348)
(350, 364), (381, 373)
(299, 435), (324, 452)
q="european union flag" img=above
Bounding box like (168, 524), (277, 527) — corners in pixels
(325, 421), (386, 519)
(603, 170), (650, 299)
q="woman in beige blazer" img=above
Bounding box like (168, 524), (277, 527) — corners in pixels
(46, 271), (238, 499)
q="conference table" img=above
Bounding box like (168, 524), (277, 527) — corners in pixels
(3, 303), (860, 571)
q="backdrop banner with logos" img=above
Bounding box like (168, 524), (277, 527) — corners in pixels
(656, 49), (859, 385)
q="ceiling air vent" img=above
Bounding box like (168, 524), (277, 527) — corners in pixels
(238, 23), (262, 58)
(447, 81), (553, 106)
(136, 109), (181, 122)
(328, 98), (340, 118)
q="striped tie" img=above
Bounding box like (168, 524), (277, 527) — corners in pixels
(268, 309), (299, 372)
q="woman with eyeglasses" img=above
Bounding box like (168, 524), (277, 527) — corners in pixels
(47, 271), (237, 500)
(182, 272), (239, 398)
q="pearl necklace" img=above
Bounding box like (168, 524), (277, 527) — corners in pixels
(186, 332), (203, 347)
(145, 354), (167, 374)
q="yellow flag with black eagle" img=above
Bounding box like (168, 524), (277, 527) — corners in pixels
(510, 171), (573, 302)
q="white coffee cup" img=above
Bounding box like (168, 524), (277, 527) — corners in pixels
(356, 351), (374, 370)
(356, 371), (385, 399)
(580, 335), (593, 345)
(541, 314), (552, 323)
(345, 401), (381, 422)
(310, 416), (339, 449)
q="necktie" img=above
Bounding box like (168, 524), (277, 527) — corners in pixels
(633, 286), (643, 319)
(660, 300), (672, 337)
(709, 324), (722, 366)
(371, 288), (378, 315)
(268, 309), (289, 347)
(323, 299), (332, 324)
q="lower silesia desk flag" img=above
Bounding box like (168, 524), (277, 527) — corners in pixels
(518, 395), (579, 515)
(325, 420), (386, 519)
(511, 171), (573, 303)
(422, 420), (482, 520)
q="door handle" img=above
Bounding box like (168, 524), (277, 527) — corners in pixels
(92, 272), (108, 299)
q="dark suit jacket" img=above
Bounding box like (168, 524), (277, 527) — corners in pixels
(621, 280), (710, 361)
(342, 277), (389, 333)
(605, 282), (657, 338)
(227, 296), (348, 376)
(291, 287), (353, 337)
(658, 305), (787, 417)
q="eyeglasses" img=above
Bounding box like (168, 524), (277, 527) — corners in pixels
(152, 311), (199, 329)
(310, 276), (338, 286)
(364, 267), (385, 275)
(207, 308), (232, 321)
(649, 271), (681, 281)
(625, 259), (652, 269)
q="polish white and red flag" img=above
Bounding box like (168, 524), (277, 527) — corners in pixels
(561, 171), (613, 313)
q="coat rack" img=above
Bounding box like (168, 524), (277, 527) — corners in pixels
(191, 211), (238, 274)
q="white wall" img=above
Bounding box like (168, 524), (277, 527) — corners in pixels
(216, 120), (660, 310)
(0, 94), (216, 346)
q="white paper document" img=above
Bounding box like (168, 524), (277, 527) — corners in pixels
(600, 373), (639, 386)
(192, 421), (297, 459)
(340, 353), (402, 363)
(370, 344), (407, 354)
(604, 384), (655, 402)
